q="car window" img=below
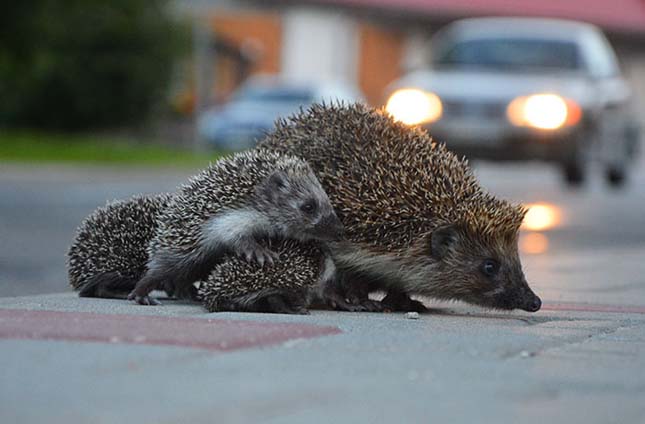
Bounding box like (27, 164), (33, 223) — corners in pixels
(582, 33), (620, 78)
(435, 38), (582, 71)
(234, 87), (314, 103)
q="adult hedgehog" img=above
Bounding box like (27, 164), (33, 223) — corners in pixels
(257, 103), (541, 313)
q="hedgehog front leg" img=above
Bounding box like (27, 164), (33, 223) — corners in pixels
(381, 290), (429, 313)
(343, 275), (384, 312)
(128, 250), (220, 305)
(127, 271), (164, 305)
(315, 256), (383, 312)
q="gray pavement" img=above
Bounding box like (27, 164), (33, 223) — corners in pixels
(1, 158), (645, 423)
(1, 294), (645, 423)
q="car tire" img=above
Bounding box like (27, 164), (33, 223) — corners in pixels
(561, 126), (594, 187)
(605, 165), (626, 188)
(562, 162), (585, 186)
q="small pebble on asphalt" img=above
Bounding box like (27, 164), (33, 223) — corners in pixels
(406, 312), (420, 319)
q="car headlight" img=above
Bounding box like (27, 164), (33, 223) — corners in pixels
(507, 93), (581, 130)
(385, 89), (442, 126)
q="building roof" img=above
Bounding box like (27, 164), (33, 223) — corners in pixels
(307, 0), (645, 34)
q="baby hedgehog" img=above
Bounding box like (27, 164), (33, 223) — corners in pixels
(128, 150), (345, 309)
(199, 239), (371, 314)
(199, 239), (325, 314)
(67, 193), (171, 299)
(258, 102), (542, 313)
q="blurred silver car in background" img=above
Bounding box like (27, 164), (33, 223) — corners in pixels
(199, 76), (364, 150)
(385, 18), (641, 186)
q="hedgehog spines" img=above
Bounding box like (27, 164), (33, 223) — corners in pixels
(260, 102), (526, 252)
(198, 239), (323, 313)
(67, 193), (171, 293)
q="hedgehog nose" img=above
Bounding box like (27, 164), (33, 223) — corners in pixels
(526, 296), (542, 312)
(323, 214), (344, 241)
(330, 216), (345, 241)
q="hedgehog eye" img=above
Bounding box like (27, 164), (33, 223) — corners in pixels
(481, 259), (500, 278)
(299, 200), (317, 214)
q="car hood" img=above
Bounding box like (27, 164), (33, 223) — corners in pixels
(210, 101), (304, 126)
(388, 69), (596, 107)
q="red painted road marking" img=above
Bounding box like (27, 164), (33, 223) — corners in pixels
(0, 309), (341, 351)
(542, 302), (645, 314)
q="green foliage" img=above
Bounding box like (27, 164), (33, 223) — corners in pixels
(0, 0), (187, 130)
(0, 132), (218, 167)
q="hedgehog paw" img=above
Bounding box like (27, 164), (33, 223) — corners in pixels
(356, 299), (384, 312)
(381, 291), (427, 313)
(127, 291), (161, 306)
(161, 282), (176, 298)
(292, 306), (311, 315)
(240, 245), (279, 267)
(406, 299), (429, 313)
(325, 296), (369, 312)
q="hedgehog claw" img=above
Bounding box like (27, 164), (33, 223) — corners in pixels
(357, 299), (384, 312)
(324, 294), (370, 312)
(243, 250), (253, 263)
(258, 248), (277, 267)
(240, 245), (278, 267)
(266, 251), (278, 266)
(344, 293), (384, 312)
(127, 291), (161, 306)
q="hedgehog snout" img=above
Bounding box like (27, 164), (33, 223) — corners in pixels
(526, 296), (542, 312)
(521, 293), (542, 312)
(313, 213), (345, 241)
(516, 284), (542, 313)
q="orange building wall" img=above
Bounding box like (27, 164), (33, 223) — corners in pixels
(207, 14), (405, 107)
(211, 14), (282, 100)
(358, 24), (405, 106)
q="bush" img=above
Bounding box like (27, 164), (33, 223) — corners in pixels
(0, 0), (186, 130)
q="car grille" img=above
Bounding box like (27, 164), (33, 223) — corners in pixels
(442, 99), (506, 120)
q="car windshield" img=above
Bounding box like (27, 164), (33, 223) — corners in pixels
(234, 86), (314, 103)
(435, 38), (582, 71)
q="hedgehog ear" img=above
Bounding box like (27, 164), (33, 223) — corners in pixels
(267, 170), (289, 190)
(430, 225), (459, 259)
(261, 170), (289, 200)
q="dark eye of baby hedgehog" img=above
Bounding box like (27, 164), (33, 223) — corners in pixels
(256, 158), (344, 243)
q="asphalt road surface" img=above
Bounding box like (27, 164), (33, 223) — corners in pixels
(1, 157), (644, 301)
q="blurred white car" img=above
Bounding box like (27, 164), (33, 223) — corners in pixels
(385, 18), (640, 186)
(199, 76), (364, 150)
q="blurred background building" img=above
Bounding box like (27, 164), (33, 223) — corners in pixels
(176, 0), (645, 120)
